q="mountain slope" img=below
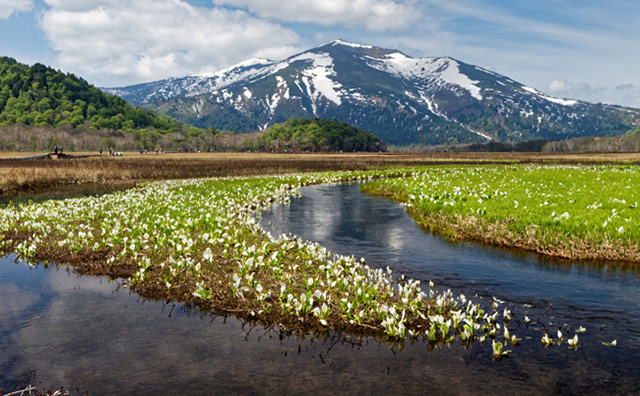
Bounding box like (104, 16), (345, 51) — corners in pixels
(105, 40), (640, 145)
(0, 56), (181, 132)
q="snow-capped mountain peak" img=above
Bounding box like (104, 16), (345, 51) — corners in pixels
(103, 40), (639, 145)
(195, 57), (273, 78)
(325, 39), (375, 49)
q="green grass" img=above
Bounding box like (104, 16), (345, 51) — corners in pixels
(362, 165), (640, 262)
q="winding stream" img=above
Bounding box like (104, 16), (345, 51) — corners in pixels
(1, 182), (639, 394)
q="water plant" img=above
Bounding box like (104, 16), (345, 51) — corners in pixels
(0, 168), (593, 359)
(492, 340), (511, 360)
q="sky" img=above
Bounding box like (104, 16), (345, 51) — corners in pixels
(1, 0), (639, 108)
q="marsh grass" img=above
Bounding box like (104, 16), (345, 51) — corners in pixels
(363, 165), (640, 263)
(1, 171), (561, 357)
(0, 152), (513, 199)
(2, 151), (639, 201)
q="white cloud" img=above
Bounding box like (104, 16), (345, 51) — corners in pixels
(547, 79), (591, 94)
(0, 0), (32, 19)
(39, 0), (300, 86)
(214, 0), (421, 31)
(546, 79), (640, 108)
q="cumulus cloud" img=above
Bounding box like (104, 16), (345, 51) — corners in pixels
(0, 0), (32, 19)
(214, 0), (421, 31)
(39, 0), (300, 86)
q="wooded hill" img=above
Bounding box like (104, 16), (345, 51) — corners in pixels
(245, 118), (386, 152)
(0, 57), (234, 151)
(0, 57), (184, 132)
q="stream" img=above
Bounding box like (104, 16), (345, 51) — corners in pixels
(1, 182), (639, 394)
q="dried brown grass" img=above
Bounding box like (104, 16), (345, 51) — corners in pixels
(2, 151), (640, 200)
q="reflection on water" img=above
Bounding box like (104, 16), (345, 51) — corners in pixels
(261, 183), (640, 389)
(1, 183), (640, 394)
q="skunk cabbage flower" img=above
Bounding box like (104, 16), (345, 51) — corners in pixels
(541, 334), (553, 347)
(568, 334), (578, 350)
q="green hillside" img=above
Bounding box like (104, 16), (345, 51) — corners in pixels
(0, 57), (180, 132)
(249, 118), (386, 152)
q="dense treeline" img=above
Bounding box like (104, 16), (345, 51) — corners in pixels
(393, 131), (640, 153)
(0, 57), (181, 132)
(541, 130), (640, 153)
(246, 118), (386, 152)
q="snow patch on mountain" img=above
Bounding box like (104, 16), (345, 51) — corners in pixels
(522, 86), (577, 106)
(417, 91), (491, 140)
(267, 76), (290, 113)
(167, 58), (287, 99)
(196, 58), (272, 78)
(290, 52), (343, 108)
(329, 39), (374, 49)
(438, 60), (483, 100)
(365, 53), (483, 100)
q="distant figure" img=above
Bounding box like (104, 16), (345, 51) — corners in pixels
(99, 148), (103, 155)
(109, 149), (113, 156)
(60, 147), (64, 154)
(54, 145), (58, 154)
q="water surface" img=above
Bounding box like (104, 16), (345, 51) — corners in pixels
(1, 182), (639, 394)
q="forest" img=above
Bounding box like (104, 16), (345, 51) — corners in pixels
(0, 57), (181, 132)
(246, 118), (387, 152)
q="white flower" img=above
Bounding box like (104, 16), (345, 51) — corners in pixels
(203, 247), (213, 262)
(568, 334), (578, 349)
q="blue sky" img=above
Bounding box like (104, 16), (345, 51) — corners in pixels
(1, 0), (639, 107)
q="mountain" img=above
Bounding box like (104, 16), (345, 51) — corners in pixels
(104, 40), (640, 146)
(0, 57), (183, 133)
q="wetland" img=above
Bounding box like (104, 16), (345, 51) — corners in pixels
(1, 161), (639, 394)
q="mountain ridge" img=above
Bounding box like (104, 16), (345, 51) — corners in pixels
(104, 40), (640, 145)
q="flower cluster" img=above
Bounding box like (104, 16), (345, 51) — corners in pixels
(0, 168), (581, 358)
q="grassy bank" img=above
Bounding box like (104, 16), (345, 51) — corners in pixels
(362, 165), (640, 263)
(0, 170), (574, 359)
